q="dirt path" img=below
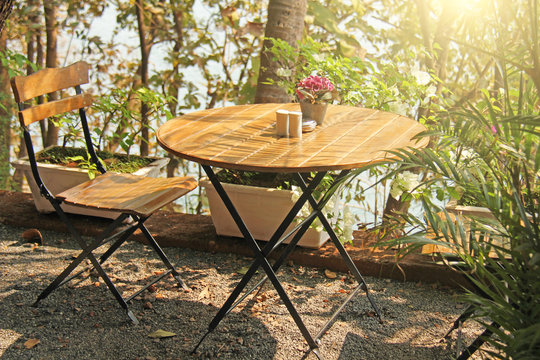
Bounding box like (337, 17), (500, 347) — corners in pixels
(0, 223), (484, 359)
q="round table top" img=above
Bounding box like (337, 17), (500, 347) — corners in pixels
(157, 103), (429, 173)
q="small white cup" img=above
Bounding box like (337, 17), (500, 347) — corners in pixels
(288, 111), (303, 138)
(275, 110), (289, 137)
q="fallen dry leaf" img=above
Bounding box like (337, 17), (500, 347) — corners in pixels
(148, 329), (176, 339)
(24, 338), (40, 349)
(324, 269), (337, 279)
(198, 287), (209, 300)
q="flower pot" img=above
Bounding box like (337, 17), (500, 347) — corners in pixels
(300, 101), (328, 126)
(11, 149), (169, 219)
(201, 179), (328, 249)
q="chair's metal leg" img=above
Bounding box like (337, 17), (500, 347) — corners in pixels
(33, 210), (128, 305)
(312, 348), (324, 360)
(34, 205), (145, 323)
(136, 219), (189, 290)
(94, 225), (138, 265)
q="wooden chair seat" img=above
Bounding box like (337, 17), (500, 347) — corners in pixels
(57, 173), (197, 218)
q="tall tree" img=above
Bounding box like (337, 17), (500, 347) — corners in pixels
(135, 0), (150, 156)
(0, 30), (10, 189)
(254, 0), (307, 103)
(0, 0), (13, 34)
(43, 0), (59, 147)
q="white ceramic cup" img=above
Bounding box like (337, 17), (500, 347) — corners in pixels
(288, 111), (303, 138)
(275, 110), (289, 137)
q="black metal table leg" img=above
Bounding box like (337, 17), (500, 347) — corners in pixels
(193, 166), (323, 353)
(294, 172), (383, 335)
(193, 167), (382, 356)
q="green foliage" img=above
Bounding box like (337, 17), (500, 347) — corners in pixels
(351, 99), (540, 357)
(90, 87), (173, 155)
(0, 48), (36, 78)
(37, 146), (153, 179)
(266, 37), (433, 119)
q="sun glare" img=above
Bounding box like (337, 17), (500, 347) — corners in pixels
(446, 0), (490, 12)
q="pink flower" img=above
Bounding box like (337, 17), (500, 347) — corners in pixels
(296, 75), (335, 103)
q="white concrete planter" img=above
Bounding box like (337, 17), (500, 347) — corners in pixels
(445, 200), (496, 220)
(444, 200), (510, 252)
(11, 151), (169, 219)
(201, 179), (328, 249)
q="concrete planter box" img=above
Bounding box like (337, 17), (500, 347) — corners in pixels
(445, 200), (496, 220)
(201, 178), (328, 249)
(444, 200), (510, 252)
(12, 151), (169, 219)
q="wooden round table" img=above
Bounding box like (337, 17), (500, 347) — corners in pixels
(157, 103), (428, 357)
(157, 103), (428, 173)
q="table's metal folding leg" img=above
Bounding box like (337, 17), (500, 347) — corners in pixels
(456, 321), (499, 360)
(443, 305), (475, 340)
(295, 171), (383, 343)
(193, 167), (325, 353)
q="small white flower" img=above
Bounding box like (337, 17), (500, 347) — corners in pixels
(311, 53), (324, 63)
(276, 68), (292, 77)
(425, 84), (437, 97)
(389, 101), (408, 116)
(291, 186), (301, 202)
(412, 70), (431, 86)
(390, 171), (420, 199)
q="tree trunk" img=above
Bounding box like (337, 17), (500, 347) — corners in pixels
(165, 0), (186, 177)
(0, 31), (11, 189)
(0, 0), (13, 35)
(136, 0), (150, 156)
(254, 0), (306, 104)
(43, 0), (59, 147)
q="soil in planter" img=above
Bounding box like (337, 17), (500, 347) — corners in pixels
(214, 169), (337, 200)
(37, 146), (154, 173)
(215, 169), (300, 189)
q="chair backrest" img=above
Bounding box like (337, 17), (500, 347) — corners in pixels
(10, 61), (105, 200)
(11, 61), (93, 126)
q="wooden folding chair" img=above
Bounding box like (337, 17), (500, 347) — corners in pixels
(10, 61), (197, 324)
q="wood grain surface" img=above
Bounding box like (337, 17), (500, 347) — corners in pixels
(18, 93), (93, 126)
(10, 61), (90, 102)
(57, 173), (197, 217)
(157, 103), (429, 173)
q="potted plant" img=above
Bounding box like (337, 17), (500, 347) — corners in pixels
(11, 145), (169, 218)
(296, 75), (335, 125)
(200, 170), (329, 249)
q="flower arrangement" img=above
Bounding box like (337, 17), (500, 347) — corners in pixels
(296, 75), (335, 104)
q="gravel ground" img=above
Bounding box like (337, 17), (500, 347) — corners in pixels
(0, 223), (487, 360)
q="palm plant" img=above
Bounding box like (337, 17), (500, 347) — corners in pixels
(338, 96), (540, 358)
